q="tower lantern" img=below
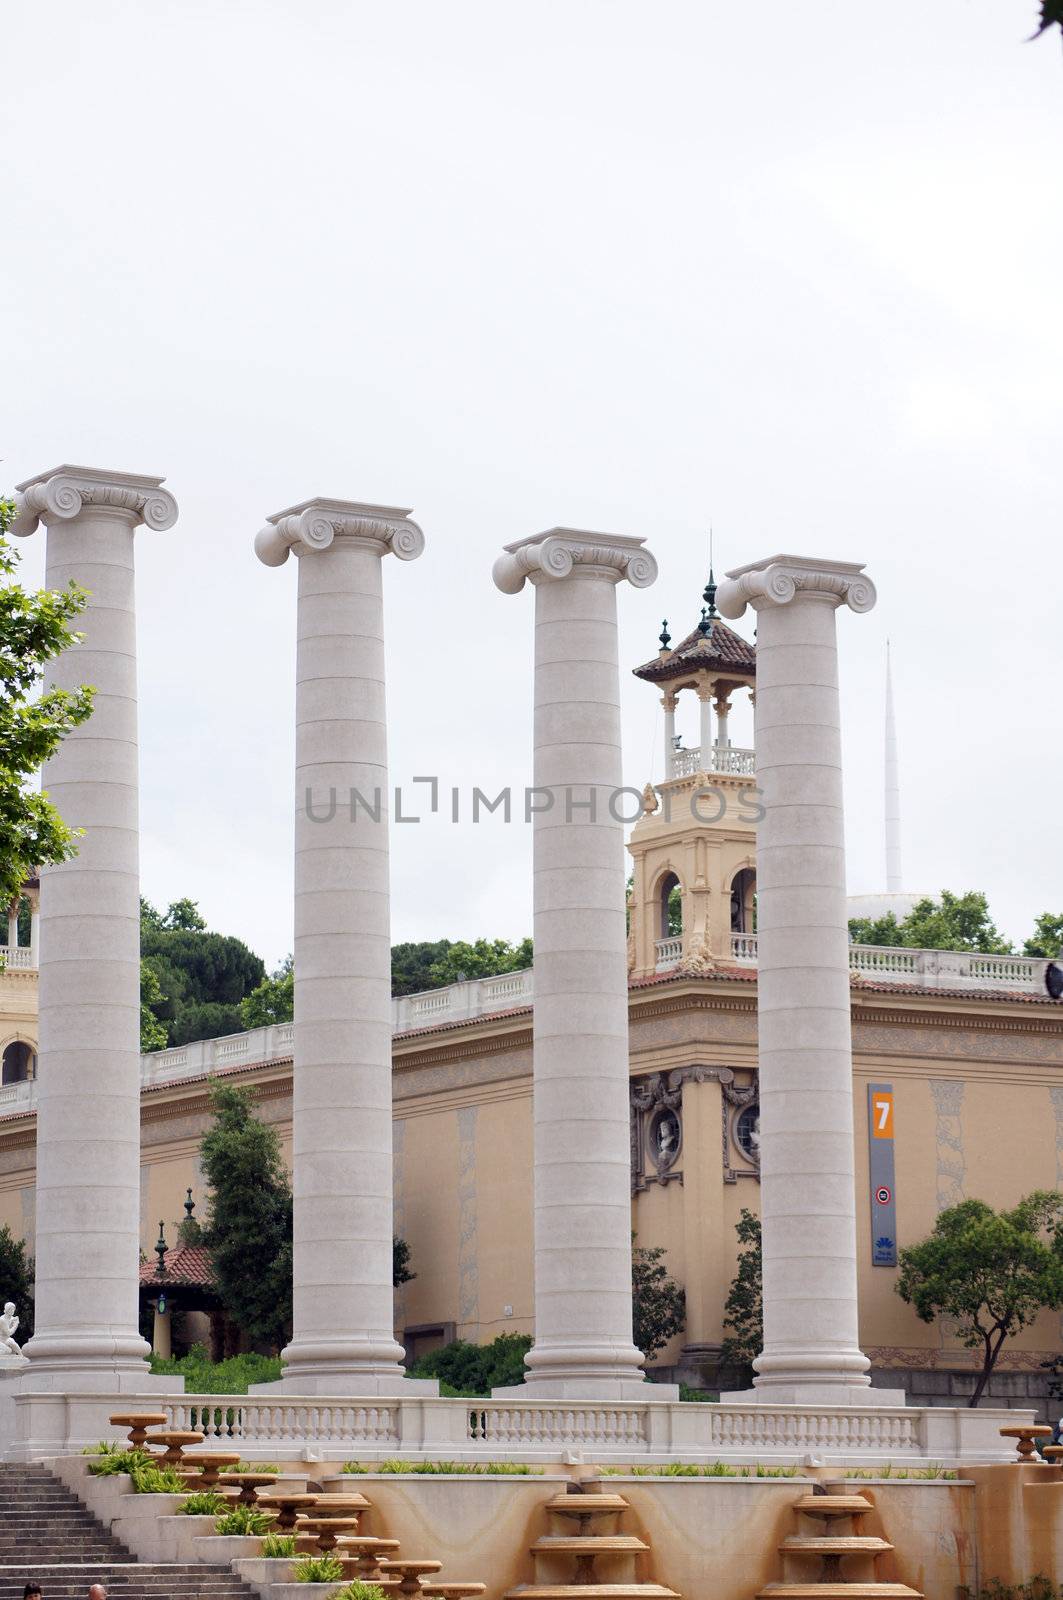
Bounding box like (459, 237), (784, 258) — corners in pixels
(627, 573), (758, 980)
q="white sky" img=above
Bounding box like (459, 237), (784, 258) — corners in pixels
(3, 1), (1061, 968)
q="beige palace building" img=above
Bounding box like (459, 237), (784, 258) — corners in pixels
(2, 605), (1062, 1416)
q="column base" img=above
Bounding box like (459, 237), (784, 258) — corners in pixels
(721, 1381), (907, 1407)
(493, 1375), (678, 1401)
(249, 1371), (439, 1396)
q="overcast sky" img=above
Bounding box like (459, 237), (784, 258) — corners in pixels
(3, 1), (1061, 968)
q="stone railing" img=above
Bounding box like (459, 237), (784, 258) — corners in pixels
(393, 969), (534, 1031)
(731, 933), (758, 964)
(141, 1022), (296, 1087)
(24, 1390), (1006, 1465)
(654, 936), (683, 971)
(668, 745), (756, 780)
(0, 945), (36, 971)
(0, 1080), (36, 1116)
(848, 944), (1051, 993)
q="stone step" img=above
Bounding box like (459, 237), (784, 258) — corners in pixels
(781, 1540), (894, 1557)
(759, 1587), (922, 1600)
(792, 1497), (874, 1518)
(532, 1537), (649, 1556)
(545, 1495), (631, 1518)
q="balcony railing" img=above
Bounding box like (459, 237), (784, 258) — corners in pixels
(669, 744), (755, 779)
(654, 936), (683, 970)
(0, 945), (36, 971)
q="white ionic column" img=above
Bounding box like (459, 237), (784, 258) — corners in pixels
(662, 693), (676, 777)
(254, 498), (434, 1394)
(493, 528), (672, 1399)
(714, 695), (731, 749)
(12, 465), (178, 1384)
(5, 909), (17, 949)
(697, 686), (713, 763)
(717, 554), (902, 1406)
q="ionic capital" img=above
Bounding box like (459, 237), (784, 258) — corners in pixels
(11, 465), (178, 538)
(493, 527), (657, 595)
(716, 554), (876, 620)
(254, 497), (425, 568)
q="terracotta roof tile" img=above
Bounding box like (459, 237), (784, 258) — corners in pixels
(140, 1243), (215, 1287)
(633, 617), (756, 684)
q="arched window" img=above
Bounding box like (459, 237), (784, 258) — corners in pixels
(730, 867), (757, 934)
(1, 1042), (35, 1085)
(658, 872), (682, 939)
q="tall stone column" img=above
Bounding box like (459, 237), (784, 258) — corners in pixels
(254, 498), (433, 1394)
(717, 554), (901, 1405)
(11, 465), (178, 1384)
(493, 528), (671, 1399)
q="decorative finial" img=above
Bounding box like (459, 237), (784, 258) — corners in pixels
(184, 1188), (195, 1220)
(659, 619), (671, 651)
(154, 1220), (168, 1279)
(703, 570), (718, 619)
(697, 606), (712, 637)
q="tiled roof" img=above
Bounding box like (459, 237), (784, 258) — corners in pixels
(140, 1243), (215, 1288)
(633, 616), (756, 684)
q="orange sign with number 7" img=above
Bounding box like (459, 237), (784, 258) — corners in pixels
(871, 1092), (894, 1140)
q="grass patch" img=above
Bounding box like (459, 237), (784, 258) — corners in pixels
(179, 1490), (228, 1516)
(293, 1553), (345, 1583)
(342, 1459), (542, 1475)
(261, 1532), (297, 1558)
(603, 1461), (803, 1478)
(332, 1585), (389, 1600)
(236, 1460), (280, 1473)
(847, 1464), (957, 1481)
(214, 1504), (275, 1536)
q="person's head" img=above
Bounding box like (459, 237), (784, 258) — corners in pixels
(88, 1587), (107, 1600)
(23, 1584), (42, 1599)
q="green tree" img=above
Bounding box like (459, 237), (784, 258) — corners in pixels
(393, 1237), (415, 1286)
(0, 1221), (34, 1339)
(140, 960), (169, 1052)
(896, 1191), (1063, 1407)
(632, 1239), (685, 1362)
(849, 891), (1012, 954)
(408, 1332), (532, 1394)
(241, 955), (294, 1029)
(1024, 913), (1063, 959)
(719, 1209), (763, 1379)
(141, 898), (266, 1047)
(199, 1082), (294, 1351)
(391, 940), (452, 997)
(0, 494), (95, 920)
(427, 937), (533, 987)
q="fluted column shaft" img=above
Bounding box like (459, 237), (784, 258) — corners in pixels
(493, 529), (666, 1399)
(11, 465), (177, 1382)
(718, 554), (895, 1405)
(254, 498), (428, 1394)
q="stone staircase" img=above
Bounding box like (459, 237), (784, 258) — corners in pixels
(0, 1464), (258, 1600)
(758, 1483), (923, 1600)
(505, 1486), (680, 1600)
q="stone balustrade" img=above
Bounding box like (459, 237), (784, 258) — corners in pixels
(7, 1389), (1023, 1465)
(0, 945), (36, 971)
(669, 744), (756, 779)
(654, 937), (683, 970)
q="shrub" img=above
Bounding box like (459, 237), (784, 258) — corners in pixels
(333, 1585), (388, 1600)
(293, 1554), (344, 1583)
(261, 1532), (297, 1558)
(236, 1460), (280, 1473)
(604, 1461), (802, 1479)
(180, 1490), (228, 1515)
(88, 1447), (152, 1477)
(408, 1332), (532, 1394)
(342, 1459), (541, 1476)
(214, 1504), (274, 1536)
(148, 1344), (283, 1394)
(130, 1461), (187, 1493)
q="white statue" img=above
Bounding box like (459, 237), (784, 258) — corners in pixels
(657, 1114), (678, 1161)
(0, 1302), (21, 1355)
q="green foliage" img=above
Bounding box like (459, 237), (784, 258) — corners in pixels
(604, 1461), (802, 1478)
(293, 1554), (344, 1583)
(961, 1581), (1060, 1600)
(148, 1346), (284, 1392)
(719, 1209), (762, 1377)
(261, 1532), (297, 1558)
(849, 890), (1012, 953)
(677, 1384), (717, 1402)
(408, 1332), (533, 1394)
(427, 937), (533, 988)
(140, 960), (169, 1051)
(0, 1222), (34, 1338)
(393, 1237), (414, 1286)
(240, 954), (294, 1029)
(1024, 913), (1063, 959)
(179, 1490), (228, 1515)
(236, 1460), (280, 1472)
(130, 1460), (187, 1493)
(88, 1447), (151, 1477)
(897, 1191), (1063, 1407)
(332, 1584), (389, 1600)
(0, 497), (95, 915)
(632, 1239), (685, 1361)
(391, 939), (453, 996)
(342, 1459), (541, 1475)
(666, 884), (682, 937)
(199, 1083), (293, 1349)
(141, 897), (266, 1048)
(847, 1464), (956, 1480)
(214, 1504), (274, 1536)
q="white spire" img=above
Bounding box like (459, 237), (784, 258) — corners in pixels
(884, 640), (903, 892)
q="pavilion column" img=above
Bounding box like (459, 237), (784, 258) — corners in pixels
(493, 528), (672, 1399)
(696, 686), (713, 763)
(254, 498), (432, 1394)
(662, 693), (677, 778)
(714, 695), (731, 750)
(5, 909), (17, 950)
(11, 465), (178, 1384)
(717, 554), (901, 1406)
